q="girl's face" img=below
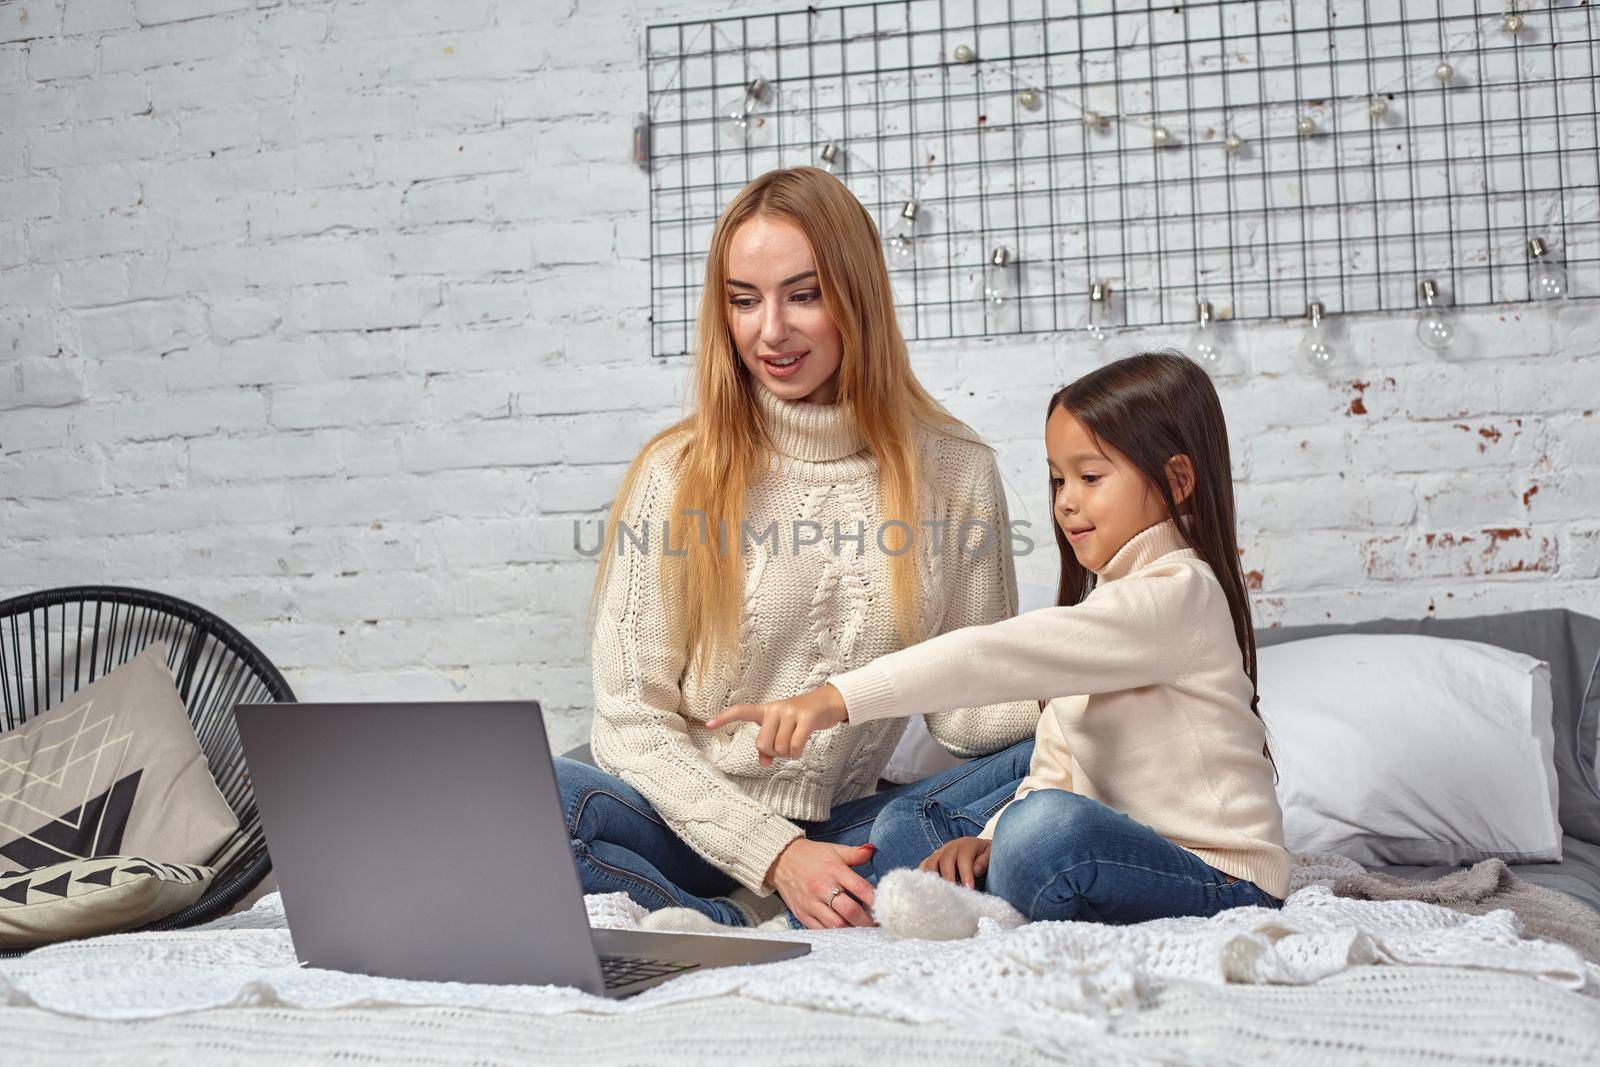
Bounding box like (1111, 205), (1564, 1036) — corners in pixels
(1046, 406), (1187, 572)
(724, 216), (844, 404)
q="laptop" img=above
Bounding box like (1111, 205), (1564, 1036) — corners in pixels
(233, 700), (809, 996)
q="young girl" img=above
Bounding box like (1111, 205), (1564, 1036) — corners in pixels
(708, 352), (1290, 923)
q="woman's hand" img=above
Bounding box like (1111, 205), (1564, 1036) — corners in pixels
(919, 836), (991, 889)
(705, 684), (849, 766)
(766, 838), (877, 929)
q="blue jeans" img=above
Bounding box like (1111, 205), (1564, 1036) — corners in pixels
(869, 787), (1283, 923)
(553, 737), (1034, 926)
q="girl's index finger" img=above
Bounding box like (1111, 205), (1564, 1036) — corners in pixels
(704, 705), (759, 729)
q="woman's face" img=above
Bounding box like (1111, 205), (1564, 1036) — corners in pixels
(724, 215), (844, 404)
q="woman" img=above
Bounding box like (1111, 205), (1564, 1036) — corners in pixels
(554, 166), (1038, 930)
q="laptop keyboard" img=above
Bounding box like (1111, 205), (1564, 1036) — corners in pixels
(599, 954), (702, 989)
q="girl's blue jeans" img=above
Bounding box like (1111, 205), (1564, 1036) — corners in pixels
(552, 737), (1034, 927)
(867, 786), (1284, 923)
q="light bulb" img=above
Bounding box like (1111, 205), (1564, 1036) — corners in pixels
(1082, 109), (1101, 129)
(1224, 131), (1244, 154)
(1078, 281), (1111, 346)
(953, 44), (974, 63)
(1187, 301), (1227, 374)
(1152, 125), (1171, 147)
(1528, 237), (1569, 301)
(1504, 12), (1524, 36)
(1297, 115), (1317, 137)
(1435, 61), (1454, 84)
(1368, 96), (1388, 119)
(883, 200), (919, 262)
(1018, 89), (1041, 111)
(1298, 301), (1336, 371)
(1415, 279), (1456, 351)
(718, 77), (771, 144)
(819, 142), (842, 174)
(981, 247), (1013, 307)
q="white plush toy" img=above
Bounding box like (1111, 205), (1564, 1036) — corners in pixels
(872, 868), (1027, 940)
(637, 867), (1029, 938)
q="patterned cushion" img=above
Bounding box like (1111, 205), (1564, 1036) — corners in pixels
(0, 642), (238, 876)
(0, 855), (213, 948)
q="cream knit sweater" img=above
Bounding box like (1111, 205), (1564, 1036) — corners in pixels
(830, 520), (1292, 899)
(590, 388), (1040, 894)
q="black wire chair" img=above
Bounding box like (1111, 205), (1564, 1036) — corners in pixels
(0, 586), (293, 956)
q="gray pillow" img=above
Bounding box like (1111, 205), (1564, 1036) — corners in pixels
(1257, 609), (1600, 847)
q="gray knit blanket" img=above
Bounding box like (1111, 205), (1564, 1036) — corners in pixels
(1333, 859), (1600, 964)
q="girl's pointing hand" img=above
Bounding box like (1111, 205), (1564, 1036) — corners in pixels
(705, 684), (849, 766)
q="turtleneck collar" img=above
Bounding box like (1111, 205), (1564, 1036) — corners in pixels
(754, 385), (868, 464)
(1094, 519), (1193, 582)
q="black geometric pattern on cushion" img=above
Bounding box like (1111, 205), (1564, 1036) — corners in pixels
(0, 852), (217, 950)
(0, 855), (212, 909)
(33, 872), (70, 898)
(77, 865), (117, 887)
(0, 770), (142, 871)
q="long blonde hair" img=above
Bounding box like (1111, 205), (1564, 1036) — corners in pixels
(593, 166), (969, 671)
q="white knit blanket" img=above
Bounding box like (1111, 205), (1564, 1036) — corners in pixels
(2, 854), (1597, 1065)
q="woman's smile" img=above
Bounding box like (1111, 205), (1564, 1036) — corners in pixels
(760, 350), (809, 378)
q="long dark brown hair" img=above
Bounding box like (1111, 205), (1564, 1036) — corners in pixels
(1048, 351), (1271, 763)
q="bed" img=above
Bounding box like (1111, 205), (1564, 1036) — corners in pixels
(2, 609), (1597, 1065)
(2, 871), (1596, 1065)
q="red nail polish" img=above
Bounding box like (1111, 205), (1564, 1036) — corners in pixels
(863, 843), (877, 853)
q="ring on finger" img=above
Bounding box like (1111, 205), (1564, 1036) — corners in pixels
(826, 886), (844, 910)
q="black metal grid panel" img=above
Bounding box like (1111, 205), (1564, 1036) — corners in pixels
(644, 1), (1599, 357)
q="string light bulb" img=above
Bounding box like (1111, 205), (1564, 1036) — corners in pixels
(1018, 89), (1041, 111)
(1187, 300), (1228, 374)
(718, 77), (771, 143)
(952, 44), (974, 63)
(1224, 131), (1244, 154)
(1368, 96), (1389, 119)
(1152, 125), (1171, 148)
(981, 247), (1014, 307)
(1434, 61), (1454, 84)
(1528, 238), (1569, 301)
(883, 200), (920, 261)
(819, 142), (842, 174)
(1297, 115), (1317, 137)
(1079, 281), (1112, 346)
(1082, 109), (1102, 129)
(1503, 12), (1524, 36)
(1415, 279), (1457, 352)
(1298, 301), (1337, 371)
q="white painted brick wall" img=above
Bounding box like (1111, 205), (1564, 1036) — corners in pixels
(2, 1), (1597, 755)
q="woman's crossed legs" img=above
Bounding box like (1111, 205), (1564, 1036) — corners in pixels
(553, 737), (1034, 927)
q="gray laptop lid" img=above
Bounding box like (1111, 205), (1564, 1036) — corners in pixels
(235, 701), (605, 991)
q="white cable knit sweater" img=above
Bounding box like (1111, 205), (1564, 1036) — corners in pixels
(590, 387), (1039, 894)
(830, 520), (1292, 898)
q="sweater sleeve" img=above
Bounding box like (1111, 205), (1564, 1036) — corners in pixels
(829, 561), (1208, 724)
(921, 451), (1042, 757)
(589, 447), (803, 895)
(977, 695), (1081, 840)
